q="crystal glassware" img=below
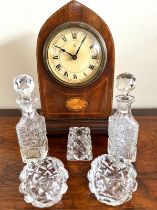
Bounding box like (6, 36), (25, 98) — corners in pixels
(14, 74), (48, 163)
(108, 73), (139, 162)
(88, 154), (137, 206)
(67, 127), (93, 161)
(19, 157), (69, 208)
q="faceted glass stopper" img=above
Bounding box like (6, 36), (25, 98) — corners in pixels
(19, 157), (69, 208)
(116, 73), (136, 96)
(14, 74), (35, 97)
(88, 154), (138, 206)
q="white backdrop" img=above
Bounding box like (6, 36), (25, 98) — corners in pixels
(0, 0), (157, 108)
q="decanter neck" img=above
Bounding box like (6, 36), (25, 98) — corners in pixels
(116, 95), (134, 115)
(17, 97), (37, 118)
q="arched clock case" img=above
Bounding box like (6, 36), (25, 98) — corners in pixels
(36, 0), (115, 134)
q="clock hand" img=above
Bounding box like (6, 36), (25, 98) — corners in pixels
(55, 46), (75, 58)
(75, 34), (87, 56)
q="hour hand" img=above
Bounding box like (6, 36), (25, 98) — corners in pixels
(55, 46), (74, 58)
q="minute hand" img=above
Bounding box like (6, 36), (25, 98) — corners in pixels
(75, 34), (87, 56)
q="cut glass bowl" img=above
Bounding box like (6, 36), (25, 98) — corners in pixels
(19, 157), (69, 208)
(88, 154), (137, 206)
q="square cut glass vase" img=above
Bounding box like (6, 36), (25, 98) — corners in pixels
(67, 127), (93, 161)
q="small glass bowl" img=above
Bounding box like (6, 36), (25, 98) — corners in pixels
(88, 154), (137, 206)
(19, 156), (69, 208)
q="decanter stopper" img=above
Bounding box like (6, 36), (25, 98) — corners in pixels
(13, 74), (48, 163)
(14, 74), (35, 99)
(116, 72), (136, 98)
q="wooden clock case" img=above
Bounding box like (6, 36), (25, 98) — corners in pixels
(36, 0), (115, 134)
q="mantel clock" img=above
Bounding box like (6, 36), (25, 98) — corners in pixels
(37, 0), (115, 134)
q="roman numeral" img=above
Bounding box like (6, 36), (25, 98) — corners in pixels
(53, 56), (59, 59)
(89, 64), (95, 70)
(56, 64), (61, 70)
(62, 35), (67, 42)
(72, 32), (77, 39)
(73, 74), (77, 79)
(83, 72), (87, 77)
(89, 44), (94, 49)
(64, 71), (68, 78)
(92, 55), (97, 59)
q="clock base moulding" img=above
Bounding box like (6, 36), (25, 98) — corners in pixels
(45, 118), (108, 135)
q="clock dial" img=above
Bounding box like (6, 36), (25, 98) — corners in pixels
(44, 22), (107, 87)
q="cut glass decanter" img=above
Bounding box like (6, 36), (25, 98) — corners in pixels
(14, 74), (48, 163)
(108, 73), (139, 162)
(88, 154), (138, 206)
(67, 127), (93, 161)
(19, 157), (69, 208)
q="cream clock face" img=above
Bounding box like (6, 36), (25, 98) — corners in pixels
(44, 22), (107, 87)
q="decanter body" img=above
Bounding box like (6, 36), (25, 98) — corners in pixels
(14, 75), (48, 163)
(108, 96), (139, 162)
(108, 72), (139, 162)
